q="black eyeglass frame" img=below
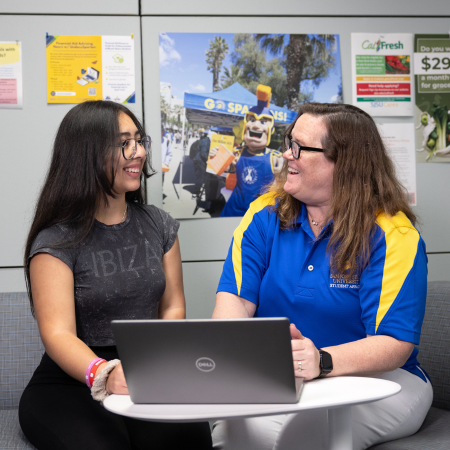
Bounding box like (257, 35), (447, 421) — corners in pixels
(284, 136), (325, 160)
(118, 136), (152, 160)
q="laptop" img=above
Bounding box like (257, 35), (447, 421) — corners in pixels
(82, 67), (99, 83)
(111, 318), (303, 404)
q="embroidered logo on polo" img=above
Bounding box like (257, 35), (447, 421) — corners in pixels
(329, 260), (360, 289)
(329, 272), (360, 289)
(242, 166), (258, 184)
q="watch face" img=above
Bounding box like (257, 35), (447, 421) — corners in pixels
(320, 350), (333, 373)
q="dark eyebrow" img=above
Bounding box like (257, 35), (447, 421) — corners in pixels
(119, 131), (141, 138)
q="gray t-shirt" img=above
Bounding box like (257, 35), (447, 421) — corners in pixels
(30, 203), (179, 346)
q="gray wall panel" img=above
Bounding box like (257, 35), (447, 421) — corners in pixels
(142, 0), (449, 17)
(143, 15), (450, 260)
(0, 15), (143, 267)
(178, 218), (239, 261)
(0, 0), (138, 15)
(183, 261), (223, 319)
(427, 253), (450, 282)
(0, 268), (26, 293)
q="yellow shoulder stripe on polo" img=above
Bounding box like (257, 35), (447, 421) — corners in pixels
(375, 211), (420, 332)
(232, 193), (277, 296)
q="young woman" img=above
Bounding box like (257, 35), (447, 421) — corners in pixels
(19, 101), (212, 450)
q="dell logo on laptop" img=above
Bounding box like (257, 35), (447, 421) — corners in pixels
(196, 357), (215, 372)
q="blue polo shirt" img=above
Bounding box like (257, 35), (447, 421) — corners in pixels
(218, 193), (428, 382)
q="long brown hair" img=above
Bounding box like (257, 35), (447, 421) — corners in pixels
(267, 103), (416, 276)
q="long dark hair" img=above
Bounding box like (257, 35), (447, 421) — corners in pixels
(267, 102), (416, 277)
(24, 100), (155, 315)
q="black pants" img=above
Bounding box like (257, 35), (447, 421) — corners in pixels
(193, 160), (206, 195)
(19, 347), (212, 450)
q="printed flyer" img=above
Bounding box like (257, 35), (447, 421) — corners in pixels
(377, 123), (417, 206)
(351, 33), (414, 116)
(0, 41), (23, 109)
(46, 34), (135, 104)
(414, 34), (450, 163)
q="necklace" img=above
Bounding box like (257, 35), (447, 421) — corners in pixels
(308, 212), (324, 229)
(121, 203), (128, 223)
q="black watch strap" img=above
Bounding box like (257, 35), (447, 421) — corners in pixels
(318, 349), (333, 378)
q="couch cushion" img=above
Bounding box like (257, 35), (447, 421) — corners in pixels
(419, 281), (450, 411)
(0, 293), (44, 410)
(369, 406), (450, 449)
(0, 409), (36, 449)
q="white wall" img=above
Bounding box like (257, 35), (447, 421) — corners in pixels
(141, 0), (449, 17)
(0, 0), (139, 15)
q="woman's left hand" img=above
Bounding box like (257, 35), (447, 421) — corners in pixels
(290, 323), (321, 380)
(105, 363), (129, 395)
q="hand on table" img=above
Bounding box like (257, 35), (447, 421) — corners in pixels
(105, 363), (129, 395)
(290, 323), (321, 380)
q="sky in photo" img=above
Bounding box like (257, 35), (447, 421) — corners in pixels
(159, 32), (342, 107)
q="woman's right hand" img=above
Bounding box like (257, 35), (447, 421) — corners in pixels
(105, 363), (129, 395)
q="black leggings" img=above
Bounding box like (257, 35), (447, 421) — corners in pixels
(19, 347), (212, 450)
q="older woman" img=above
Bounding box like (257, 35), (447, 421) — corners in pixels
(212, 103), (432, 450)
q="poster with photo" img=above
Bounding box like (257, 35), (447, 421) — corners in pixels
(46, 34), (136, 104)
(159, 32), (343, 219)
(351, 33), (414, 116)
(0, 41), (23, 109)
(414, 34), (450, 163)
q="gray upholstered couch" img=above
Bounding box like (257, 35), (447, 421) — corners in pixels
(1, 282), (450, 449)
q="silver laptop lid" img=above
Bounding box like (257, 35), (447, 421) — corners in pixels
(111, 318), (302, 404)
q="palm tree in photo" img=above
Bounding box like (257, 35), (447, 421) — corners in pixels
(206, 36), (229, 92)
(172, 104), (184, 127)
(220, 66), (244, 89)
(255, 34), (337, 111)
(160, 97), (172, 128)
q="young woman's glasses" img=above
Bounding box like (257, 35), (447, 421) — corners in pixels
(119, 136), (152, 160)
(284, 136), (325, 159)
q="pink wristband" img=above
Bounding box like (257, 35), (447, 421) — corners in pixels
(85, 358), (105, 388)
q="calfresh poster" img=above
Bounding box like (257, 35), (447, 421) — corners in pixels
(0, 41), (23, 109)
(352, 33), (414, 116)
(46, 34), (135, 104)
(159, 32), (343, 219)
(414, 34), (450, 163)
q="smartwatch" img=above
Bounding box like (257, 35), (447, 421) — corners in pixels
(318, 349), (333, 378)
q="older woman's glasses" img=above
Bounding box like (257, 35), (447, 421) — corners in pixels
(120, 136), (152, 160)
(284, 136), (324, 159)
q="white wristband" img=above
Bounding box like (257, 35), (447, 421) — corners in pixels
(91, 359), (120, 402)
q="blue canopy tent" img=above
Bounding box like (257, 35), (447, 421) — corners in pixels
(174, 83), (296, 207)
(183, 82), (297, 128)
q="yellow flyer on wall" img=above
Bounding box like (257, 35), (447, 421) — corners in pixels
(46, 34), (135, 104)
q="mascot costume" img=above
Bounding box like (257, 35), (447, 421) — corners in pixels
(220, 84), (282, 217)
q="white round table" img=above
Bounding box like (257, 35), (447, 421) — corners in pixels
(104, 376), (401, 450)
